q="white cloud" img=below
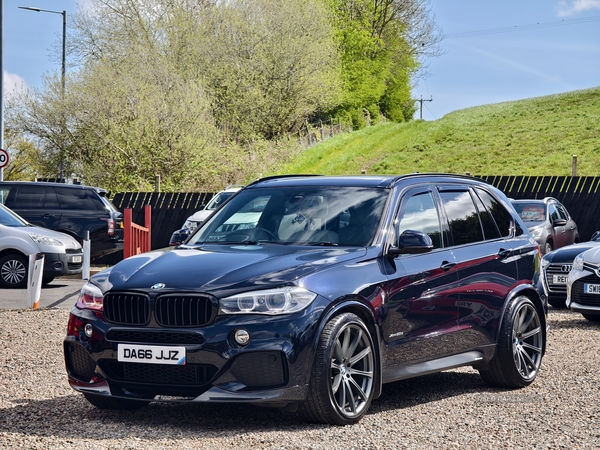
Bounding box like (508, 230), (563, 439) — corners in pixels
(3, 72), (29, 99)
(558, 0), (600, 17)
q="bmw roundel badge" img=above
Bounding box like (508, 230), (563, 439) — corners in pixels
(151, 283), (166, 290)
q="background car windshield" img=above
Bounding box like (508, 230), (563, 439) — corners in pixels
(189, 186), (389, 246)
(205, 191), (235, 211)
(512, 202), (546, 223)
(0, 204), (28, 227)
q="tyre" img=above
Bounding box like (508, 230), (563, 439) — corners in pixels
(83, 393), (150, 410)
(547, 297), (567, 308)
(582, 313), (600, 323)
(42, 277), (55, 286)
(0, 254), (28, 289)
(300, 312), (376, 425)
(544, 242), (553, 254)
(479, 296), (544, 388)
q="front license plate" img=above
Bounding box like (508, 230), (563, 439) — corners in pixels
(70, 255), (82, 263)
(584, 284), (600, 295)
(552, 275), (568, 284)
(117, 344), (186, 365)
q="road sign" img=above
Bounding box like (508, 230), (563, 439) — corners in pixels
(0, 149), (9, 169)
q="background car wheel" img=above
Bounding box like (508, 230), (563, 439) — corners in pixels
(479, 295), (544, 388)
(582, 313), (600, 323)
(544, 242), (553, 254)
(547, 297), (567, 308)
(83, 393), (150, 410)
(300, 312), (376, 425)
(0, 254), (28, 289)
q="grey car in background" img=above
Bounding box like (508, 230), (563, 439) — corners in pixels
(511, 197), (578, 254)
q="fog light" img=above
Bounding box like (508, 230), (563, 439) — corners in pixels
(234, 329), (250, 346)
(84, 324), (93, 338)
(52, 261), (64, 271)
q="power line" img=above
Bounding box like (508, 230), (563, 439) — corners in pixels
(443, 15), (600, 40)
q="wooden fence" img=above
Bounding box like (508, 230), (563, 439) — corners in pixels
(98, 176), (600, 264)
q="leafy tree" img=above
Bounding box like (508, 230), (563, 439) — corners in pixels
(323, 0), (441, 125)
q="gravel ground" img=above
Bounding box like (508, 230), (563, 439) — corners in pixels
(0, 307), (599, 449)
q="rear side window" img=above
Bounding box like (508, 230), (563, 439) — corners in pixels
(55, 187), (105, 211)
(474, 188), (513, 238)
(439, 190), (484, 246)
(8, 185), (60, 209)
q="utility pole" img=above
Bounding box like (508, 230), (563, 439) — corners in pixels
(416, 96), (433, 120)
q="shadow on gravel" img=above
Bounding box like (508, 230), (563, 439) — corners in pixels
(0, 371), (517, 438)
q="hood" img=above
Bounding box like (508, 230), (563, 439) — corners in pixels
(544, 241), (600, 263)
(581, 246), (600, 263)
(187, 210), (212, 223)
(93, 244), (367, 297)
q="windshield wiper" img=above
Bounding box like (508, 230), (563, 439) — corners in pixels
(312, 241), (339, 246)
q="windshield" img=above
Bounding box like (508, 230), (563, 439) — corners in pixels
(0, 204), (28, 227)
(512, 202), (546, 223)
(205, 191), (236, 211)
(188, 186), (389, 246)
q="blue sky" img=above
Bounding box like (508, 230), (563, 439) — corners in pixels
(2, 0), (600, 121)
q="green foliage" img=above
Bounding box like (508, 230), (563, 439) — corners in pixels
(280, 87), (600, 176)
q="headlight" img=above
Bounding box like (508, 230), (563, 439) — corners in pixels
(572, 254), (584, 272)
(29, 233), (63, 246)
(529, 227), (543, 239)
(541, 257), (551, 269)
(219, 287), (317, 315)
(76, 283), (104, 311)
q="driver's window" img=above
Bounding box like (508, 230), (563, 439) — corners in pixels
(398, 191), (442, 249)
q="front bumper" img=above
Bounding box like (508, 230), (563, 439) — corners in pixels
(43, 251), (83, 278)
(64, 301), (325, 406)
(566, 270), (600, 315)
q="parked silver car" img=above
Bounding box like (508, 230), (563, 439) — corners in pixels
(511, 197), (578, 254)
(566, 245), (600, 322)
(0, 203), (83, 288)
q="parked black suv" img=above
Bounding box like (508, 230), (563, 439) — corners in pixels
(0, 181), (123, 260)
(64, 174), (546, 425)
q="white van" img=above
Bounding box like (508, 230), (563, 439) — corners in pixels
(0, 203), (83, 288)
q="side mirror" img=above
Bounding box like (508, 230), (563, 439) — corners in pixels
(169, 228), (191, 246)
(552, 218), (567, 227)
(389, 229), (434, 256)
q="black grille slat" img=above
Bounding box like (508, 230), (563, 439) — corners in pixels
(104, 293), (150, 325)
(545, 264), (570, 293)
(155, 294), (214, 327)
(572, 275), (600, 307)
(105, 330), (205, 345)
(102, 361), (217, 385)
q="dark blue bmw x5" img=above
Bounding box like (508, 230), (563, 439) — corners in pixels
(64, 174), (546, 425)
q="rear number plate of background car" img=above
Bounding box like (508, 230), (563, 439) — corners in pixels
(584, 284), (600, 295)
(552, 275), (568, 284)
(117, 344), (186, 365)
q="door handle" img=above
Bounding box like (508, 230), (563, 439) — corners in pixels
(498, 248), (511, 258)
(42, 214), (55, 218)
(440, 261), (456, 271)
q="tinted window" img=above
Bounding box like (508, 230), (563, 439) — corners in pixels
(471, 188), (501, 240)
(548, 204), (560, 223)
(475, 188), (512, 238)
(55, 187), (105, 211)
(398, 191), (442, 249)
(439, 190), (484, 246)
(11, 185), (59, 209)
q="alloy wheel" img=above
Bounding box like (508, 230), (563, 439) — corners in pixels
(512, 302), (543, 380)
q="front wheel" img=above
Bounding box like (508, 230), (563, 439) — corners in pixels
(0, 254), (28, 289)
(479, 296), (544, 388)
(300, 312), (376, 425)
